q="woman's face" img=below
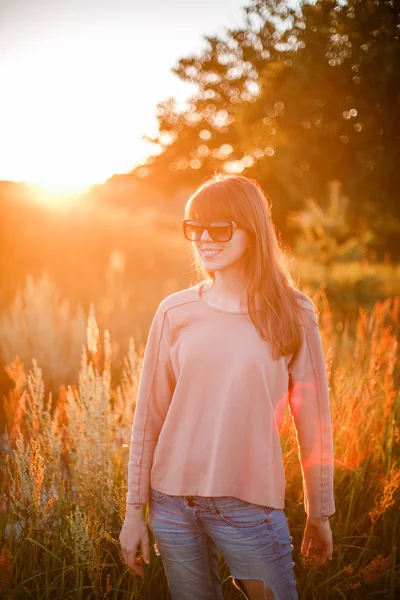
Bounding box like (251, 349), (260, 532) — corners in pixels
(193, 220), (251, 273)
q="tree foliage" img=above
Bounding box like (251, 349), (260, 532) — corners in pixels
(135, 0), (400, 257)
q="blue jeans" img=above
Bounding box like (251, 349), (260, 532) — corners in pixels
(148, 489), (298, 600)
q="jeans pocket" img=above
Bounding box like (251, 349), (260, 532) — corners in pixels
(212, 496), (271, 528)
(150, 488), (167, 505)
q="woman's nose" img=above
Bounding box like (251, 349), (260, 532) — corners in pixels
(200, 227), (212, 242)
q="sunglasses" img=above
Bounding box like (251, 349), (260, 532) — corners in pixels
(183, 220), (238, 242)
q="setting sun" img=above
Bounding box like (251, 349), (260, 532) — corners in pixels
(0, 30), (163, 195)
(25, 183), (90, 209)
(0, 1), (246, 196)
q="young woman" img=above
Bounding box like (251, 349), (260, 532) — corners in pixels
(119, 174), (335, 600)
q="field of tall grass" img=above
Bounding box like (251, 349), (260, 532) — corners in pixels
(0, 282), (399, 599)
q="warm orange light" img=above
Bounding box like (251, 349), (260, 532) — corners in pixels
(26, 182), (89, 208)
(29, 179), (92, 196)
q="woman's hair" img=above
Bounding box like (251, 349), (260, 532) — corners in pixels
(184, 173), (315, 359)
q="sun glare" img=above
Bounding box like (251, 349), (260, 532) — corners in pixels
(0, 29), (166, 202)
(29, 179), (93, 196)
(26, 184), (84, 208)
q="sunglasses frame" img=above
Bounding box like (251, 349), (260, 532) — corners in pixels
(182, 219), (238, 242)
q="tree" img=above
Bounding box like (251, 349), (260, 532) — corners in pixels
(133, 0), (400, 257)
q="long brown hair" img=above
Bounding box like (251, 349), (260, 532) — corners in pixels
(184, 173), (315, 359)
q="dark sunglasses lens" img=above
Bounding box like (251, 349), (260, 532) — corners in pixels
(208, 222), (232, 241)
(183, 220), (233, 241)
(184, 222), (204, 240)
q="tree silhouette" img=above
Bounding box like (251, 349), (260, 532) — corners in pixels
(136, 0), (400, 257)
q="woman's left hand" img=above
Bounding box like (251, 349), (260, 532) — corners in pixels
(301, 516), (333, 566)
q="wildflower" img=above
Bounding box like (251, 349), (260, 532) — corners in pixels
(113, 482), (128, 522)
(343, 566), (353, 575)
(361, 555), (392, 584)
(0, 546), (13, 587)
(3, 357), (27, 436)
(60, 505), (97, 565)
(346, 581), (361, 589)
(43, 494), (58, 519)
(101, 572), (112, 598)
(394, 425), (400, 445)
(369, 465), (400, 523)
(28, 439), (45, 510)
(87, 303), (100, 353)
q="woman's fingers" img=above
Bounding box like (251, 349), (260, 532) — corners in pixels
(323, 541), (333, 561)
(300, 535), (310, 557)
(120, 532), (151, 577)
(319, 544), (330, 564)
(122, 547), (135, 567)
(133, 557), (144, 578)
(120, 538), (142, 575)
(123, 550), (144, 577)
(120, 520), (151, 577)
(301, 537), (331, 566)
(310, 543), (330, 565)
(141, 531), (151, 565)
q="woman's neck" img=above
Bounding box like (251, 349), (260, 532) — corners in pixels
(203, 272), (250, 312)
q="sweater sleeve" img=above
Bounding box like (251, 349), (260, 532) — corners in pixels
(126, 303), (176, 504)
(287, 295), (335, 518)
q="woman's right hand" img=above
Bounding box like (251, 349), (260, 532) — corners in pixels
(301, 516), (333, 566)
(119, 508), (151, 578)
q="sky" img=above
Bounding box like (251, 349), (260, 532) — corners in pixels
(0, 0), (252, 193)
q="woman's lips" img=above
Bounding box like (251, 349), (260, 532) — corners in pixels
(200, 249), (223, 258)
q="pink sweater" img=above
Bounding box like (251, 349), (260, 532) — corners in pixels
(127, 283), (335, 518)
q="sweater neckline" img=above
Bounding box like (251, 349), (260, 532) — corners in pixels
(193, 282), (250, 315)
